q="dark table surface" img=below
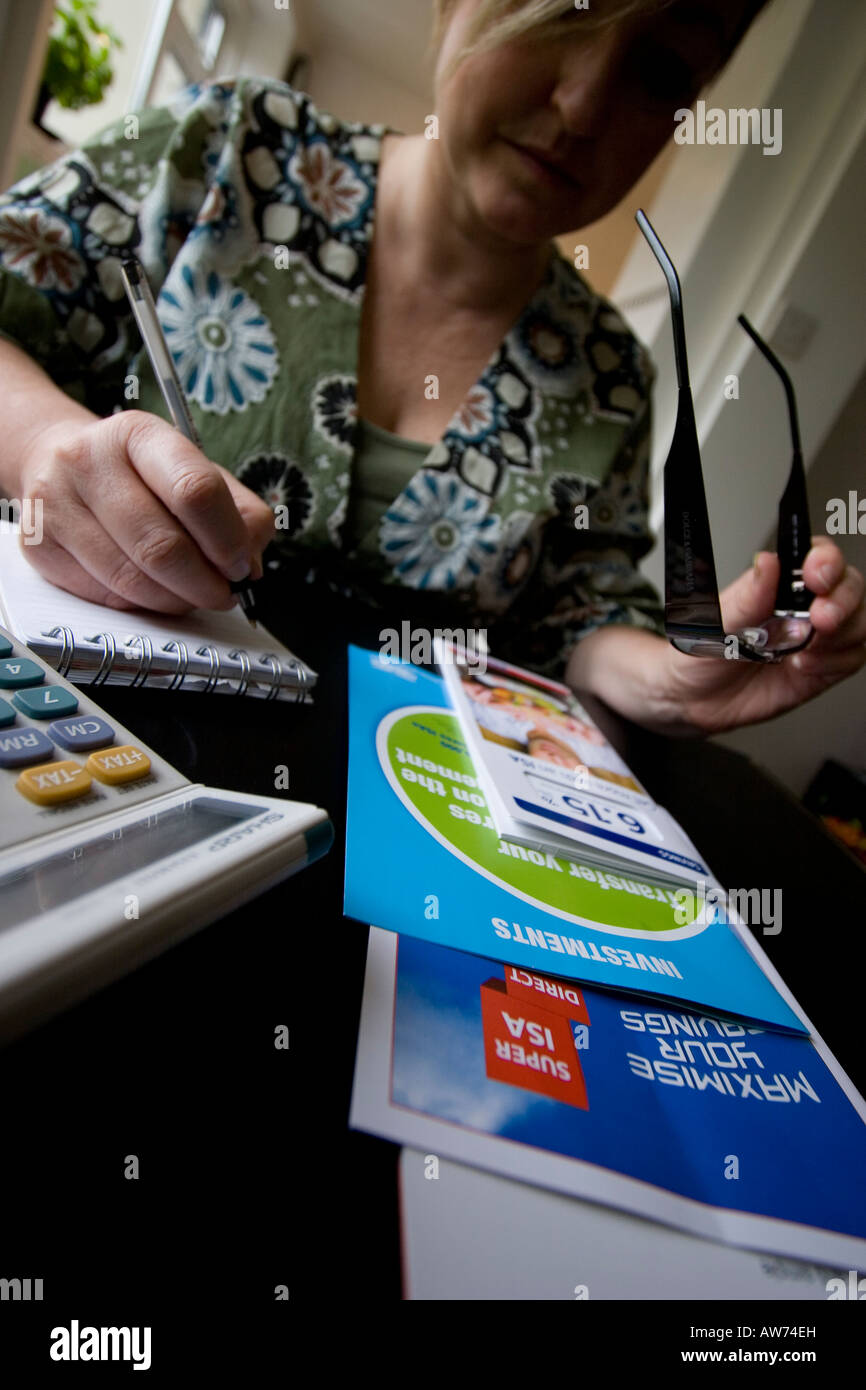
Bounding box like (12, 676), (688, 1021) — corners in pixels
(1, 582), (863, 1342)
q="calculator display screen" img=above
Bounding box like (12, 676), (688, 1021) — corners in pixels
(0, 800), (259, 927)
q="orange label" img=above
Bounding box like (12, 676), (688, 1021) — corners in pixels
(504, 967), (590, 1022)
(480, 980), (588, 1109)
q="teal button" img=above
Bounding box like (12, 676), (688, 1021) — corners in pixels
(13, 685), (79, 720)
(0, 635), (12, 658)
(0, 657), (44, 689)
(0, 698), (15, 727)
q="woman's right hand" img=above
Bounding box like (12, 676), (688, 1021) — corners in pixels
(17, 409), (276, 614)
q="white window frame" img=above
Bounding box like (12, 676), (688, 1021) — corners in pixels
(130, 0), (243, 110)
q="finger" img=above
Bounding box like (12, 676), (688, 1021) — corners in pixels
(119, 413), (258, 582)
(74, 443), (240, 612)
(808, 564), (865, 634)
(803, 540), (846, 596)
(22, 515), (200, 615)
(806, 600), (866, 653)
(791, 642), (866, 681)
(719, 550), (780, 633)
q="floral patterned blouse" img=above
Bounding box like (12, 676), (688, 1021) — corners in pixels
(0, 76), (664, 677)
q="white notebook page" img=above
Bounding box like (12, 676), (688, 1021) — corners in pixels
(0, 521), (307, 669)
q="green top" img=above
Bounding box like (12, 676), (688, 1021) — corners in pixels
(345, 417), (432, 551)
(0, 76), (664, 676)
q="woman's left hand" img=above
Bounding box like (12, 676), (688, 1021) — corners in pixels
(660, 539), (866, 734)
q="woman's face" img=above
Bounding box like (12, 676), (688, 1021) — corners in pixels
(528, 734), (580, 768)
(434, 0), (752, 243)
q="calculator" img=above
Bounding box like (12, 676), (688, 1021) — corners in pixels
(0, 622), (333, 1043)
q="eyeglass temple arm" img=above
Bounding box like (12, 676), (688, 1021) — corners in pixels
(635, 209), (725, 642)
(737, 314), (814, 616)
(635, 210), (690, 390)
(737, 314), (802, 452)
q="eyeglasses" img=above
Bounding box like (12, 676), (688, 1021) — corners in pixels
(635, 209), (814, 663)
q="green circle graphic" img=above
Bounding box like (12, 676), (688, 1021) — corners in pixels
(381, 706), (704, 938)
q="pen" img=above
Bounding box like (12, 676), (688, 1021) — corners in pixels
(119, 253), (258, 627)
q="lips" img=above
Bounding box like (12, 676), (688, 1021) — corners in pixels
(506, 140), (577, 189)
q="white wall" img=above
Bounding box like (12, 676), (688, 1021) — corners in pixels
(213, 0), (296, 85)
(290, 0), (432, 131)
(293, 45), (428, 132)
(610, 0), (866, 795)
(612, 0), (812, 353)
(0, 0), (56, 188)
(618, 0), (866, 591)
(695, 116), (866, 590)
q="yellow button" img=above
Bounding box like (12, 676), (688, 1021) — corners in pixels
(86, 744), (152, 785)
(17, 759), (92, 805)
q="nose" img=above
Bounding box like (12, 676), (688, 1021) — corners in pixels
(552, 28), (627, 141)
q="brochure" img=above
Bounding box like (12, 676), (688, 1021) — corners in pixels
(436, 640), (707, 885)
(344, 646), (803, 1031)
(351, 929), (866, 1270)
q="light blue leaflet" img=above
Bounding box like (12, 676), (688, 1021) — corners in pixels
(344, 647), (804, 1032)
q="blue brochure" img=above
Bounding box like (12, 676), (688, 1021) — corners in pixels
(345, 646), (804, 1031)
(350, 929), (866, 1268)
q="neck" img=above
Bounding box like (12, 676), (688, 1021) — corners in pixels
(376, 133), (553, 313)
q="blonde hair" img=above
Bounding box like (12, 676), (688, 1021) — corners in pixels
(429, 0), (764, 85)
(430, 0), (675, 82)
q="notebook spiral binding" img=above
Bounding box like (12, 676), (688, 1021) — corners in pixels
(231, 646), (251, 699)
(128, 634), (154, 690)
(198, 644), (221, 696)
(92, 632), (117, 688)
(163, 639), (189, 692)
(44, 627), (310, 700)
(50, 626), (75, 679)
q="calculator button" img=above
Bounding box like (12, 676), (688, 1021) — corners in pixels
(0, 657), (44, 689)
(0, 698), (15, 728)
(16, 759), (92, 805)
(86, 745), (151, 785)
(0, 635), (12, 657)
(12, 686), (79, 719)
(48, 715), (115, 751)
(0, 727), (55, 768)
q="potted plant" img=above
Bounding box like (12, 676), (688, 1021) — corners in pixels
(34, 0), (123, 135)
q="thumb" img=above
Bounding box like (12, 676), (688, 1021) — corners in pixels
(719, 550), (780, 633)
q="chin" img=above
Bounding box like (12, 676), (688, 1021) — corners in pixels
(478, 166), (601, 246)
(470, 176), (563, 246)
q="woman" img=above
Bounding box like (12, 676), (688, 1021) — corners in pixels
(0, 0), (862, 736)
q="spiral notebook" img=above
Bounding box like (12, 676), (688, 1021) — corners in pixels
(0, 522), (315, 701)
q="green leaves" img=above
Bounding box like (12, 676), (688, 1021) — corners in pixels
(42, 0), (123, 112)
